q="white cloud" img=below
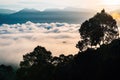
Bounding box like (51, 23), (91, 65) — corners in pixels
(0, 22), (80, 66)
(0, 21), (119, 66)
(0, 21), (80, 34)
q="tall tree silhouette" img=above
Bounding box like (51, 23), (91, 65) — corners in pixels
(77, 9), (119, 51)
(16, 46), (54, 80)
(20, 46), (52, 68)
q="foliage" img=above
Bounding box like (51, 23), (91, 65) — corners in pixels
(77, 9), (119, 51)
(16, 38), (120, 80)
(16, 46), (74, 80)
(0, 65), (15, 80)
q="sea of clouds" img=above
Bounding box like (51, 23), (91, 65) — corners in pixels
(0, 21), (80, 66)
(0, 21), (120, 66)
(0, 21), (80, 34)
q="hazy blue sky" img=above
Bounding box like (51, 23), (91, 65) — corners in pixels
(0, 0), (120, 11)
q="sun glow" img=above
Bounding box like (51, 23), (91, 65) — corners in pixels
(103, 0), (120, 5)
(111, 12), (120, 21)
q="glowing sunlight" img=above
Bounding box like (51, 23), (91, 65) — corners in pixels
(102, 0), (120, 5)
(112, 12), (120, 21)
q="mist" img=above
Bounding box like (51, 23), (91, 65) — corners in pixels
(0, 22), (80, 66)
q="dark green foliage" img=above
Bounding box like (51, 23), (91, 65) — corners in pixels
(20, 46), (52, 68)
(55, 39), (120, 80)
(76, 39), (89, 51)
(16, 46), (53, 80)
(77, 9), (119, 51)
(16, 46), (74, 80)
(16, 39), (120, 80)
(0, 65), (15, 80)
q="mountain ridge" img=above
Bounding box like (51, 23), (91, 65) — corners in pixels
(0, 9), (16, 14)
(0, 8), (95, 24)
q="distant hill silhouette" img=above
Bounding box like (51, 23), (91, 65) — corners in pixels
(12, 8), (41, 14)
(0, 8), (94, 24)
(0, 9), (16, 14)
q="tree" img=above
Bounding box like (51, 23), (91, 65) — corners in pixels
(77, 9), (119, 51)
(20, 46), (52, 68)
(0, 65), (15, 80)
(16, 46), (54, 80)
(16, 46), (74, 80)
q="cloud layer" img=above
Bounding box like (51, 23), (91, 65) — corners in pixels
(0, 22), (80, 66)
(1, 21), (119, 66)
(0, 21), (80, 34)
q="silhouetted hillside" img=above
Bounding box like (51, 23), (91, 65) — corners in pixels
(0, 9), (16, 14)
(72, 39), (120, 80)
(15, 38), (120, 80)
(0, 8), (94, 24)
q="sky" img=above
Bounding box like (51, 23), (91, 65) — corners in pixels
(0, 0), (120, 11)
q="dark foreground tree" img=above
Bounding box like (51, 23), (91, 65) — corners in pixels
(0, 65), (15, 80)
(16, 39), (120, 80)
(77, 9), (119, 51)
(16, 46), (74, 80)
(16, 46), (54, 80)
(20, 46), (52, 68)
